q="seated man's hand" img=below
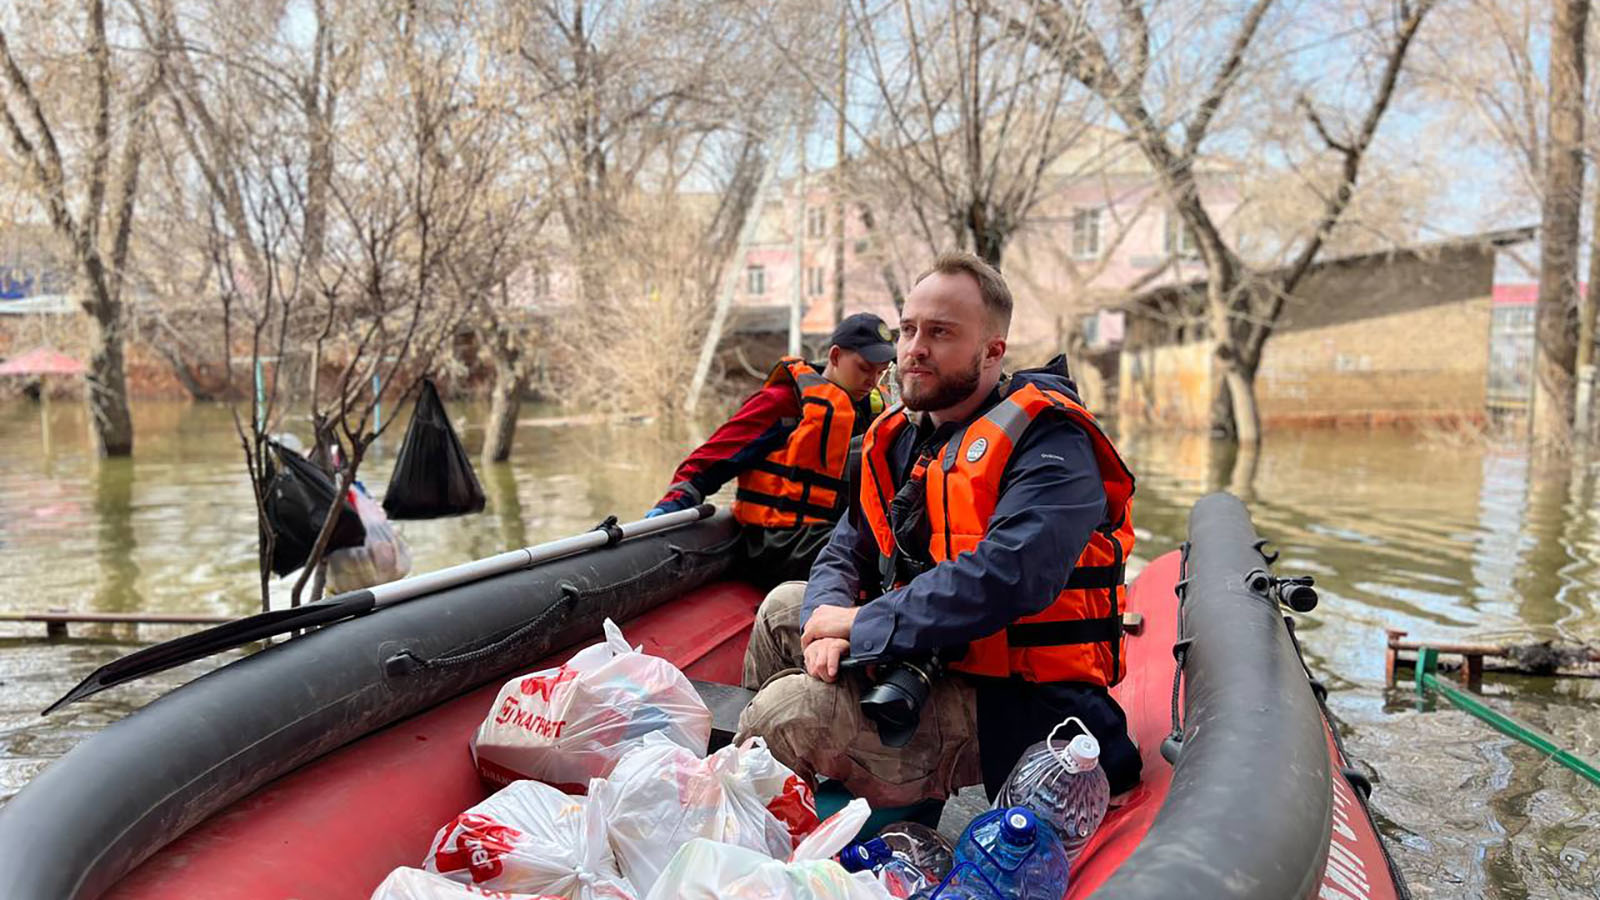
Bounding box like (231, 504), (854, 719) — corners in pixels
(801, 603), (859, 648)
(803, 637), (851, 683)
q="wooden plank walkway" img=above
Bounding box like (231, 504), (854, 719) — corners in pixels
(0, 610), (232, 639)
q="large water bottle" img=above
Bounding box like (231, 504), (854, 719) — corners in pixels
(838, 837), (934, 898)
(952, 807), (1070, 900)
(995, 717), (1111, 863)
(876, 820), (956, 884)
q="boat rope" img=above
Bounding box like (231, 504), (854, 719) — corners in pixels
(1161, 542), (1193, 766)
(385, 537), (743, 675)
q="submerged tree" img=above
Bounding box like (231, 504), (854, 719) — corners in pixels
(988, 0), (1439, 444)
(155, 0), (518, 608)
(0, 0), (162, 456)
(1533, 0), (1589, 448)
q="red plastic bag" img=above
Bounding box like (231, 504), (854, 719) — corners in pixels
(471, 620), (711, 791)
(422, 779), (635, 900)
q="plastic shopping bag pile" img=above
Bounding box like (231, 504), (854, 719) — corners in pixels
(470, 619), (712, 791)
(370, 620), (897, 900)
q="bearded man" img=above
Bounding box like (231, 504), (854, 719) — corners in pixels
(733, 251), (1142, 813)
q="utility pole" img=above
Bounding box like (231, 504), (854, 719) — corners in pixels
(832, 0), (847, 329)
(791, 127), (808, 358)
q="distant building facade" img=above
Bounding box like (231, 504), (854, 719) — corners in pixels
(1109, 228), (1536, 429)
(727, 128), (1242, 366)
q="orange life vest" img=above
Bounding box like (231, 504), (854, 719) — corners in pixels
(734, 358), (880, 528)
(858, 381), (1136, 685)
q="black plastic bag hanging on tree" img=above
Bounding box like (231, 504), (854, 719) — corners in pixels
(382, 379), (486, 519)
(261, 441), (367, 577)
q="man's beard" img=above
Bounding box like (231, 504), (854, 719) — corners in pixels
(899, 354), (982, 411)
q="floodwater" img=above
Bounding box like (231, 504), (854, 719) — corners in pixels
(1, 399), (1597, 898)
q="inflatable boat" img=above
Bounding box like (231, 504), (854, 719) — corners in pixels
(0, 493), (1406, 899)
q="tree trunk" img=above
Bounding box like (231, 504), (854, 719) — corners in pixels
(1205, 276), (1240, 440)
(1224, 365), (1261, 448)
(1579, 161), (1600, 439)
(1208, 358), (1236, 439)
(1533, 0), (1589, 447)
(85, 294), (134, 456)
(482, 363), (524, 464)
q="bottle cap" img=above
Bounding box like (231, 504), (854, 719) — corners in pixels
(838, 838), (890, 872)
(999, 807), (1037, 845)
(1068, 733), (1101, 772)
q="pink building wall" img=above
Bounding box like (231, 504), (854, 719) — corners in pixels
(734, 164), (1239, 365)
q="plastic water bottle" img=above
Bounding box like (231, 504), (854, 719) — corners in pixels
(995, 717), (1111, 863)
(876, 820), (956, 884)
(952, 807), (1070, 899)
(838, 837), (934, 898)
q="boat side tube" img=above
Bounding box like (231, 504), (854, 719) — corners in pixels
(0, 512), (740, 900)
(1095, 492), (1334, 899)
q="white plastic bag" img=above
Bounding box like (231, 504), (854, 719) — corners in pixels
(372, 866), (567, 899)
(642, 799), (889, 900)
(598, 734), (820, 894)
(471, 619), (712, 791)
(327, 485), (413, 593)
(422, 778), (636, 900)
(737, 737), (822, 847)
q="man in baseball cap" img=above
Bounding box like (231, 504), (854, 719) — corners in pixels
(828, 312), (897, 365)
(646, 311), (895, 586)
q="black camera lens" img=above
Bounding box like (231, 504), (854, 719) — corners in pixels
(860, 662), (934, 748)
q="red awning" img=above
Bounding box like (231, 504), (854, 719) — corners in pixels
(0, 346), (87, 376)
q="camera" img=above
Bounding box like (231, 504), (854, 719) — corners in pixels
(845, 655), (942, 748)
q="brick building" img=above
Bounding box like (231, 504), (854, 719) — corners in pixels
(1111, 227), (1536, 429)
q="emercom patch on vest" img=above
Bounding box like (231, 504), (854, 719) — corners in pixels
(966, 437), (988, 463)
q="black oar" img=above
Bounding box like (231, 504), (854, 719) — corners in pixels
(45, 504), (715, 714)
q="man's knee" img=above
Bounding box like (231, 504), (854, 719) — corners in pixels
(743, 581), (809, 690)
(735, 671), (849, 771)
(754, 580), (807, 630)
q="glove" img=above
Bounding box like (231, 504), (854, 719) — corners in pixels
(644, 507), (666, 519)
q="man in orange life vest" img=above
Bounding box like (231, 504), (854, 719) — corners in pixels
(734, 251), (1141, 809)
(646, 313), (894, 587)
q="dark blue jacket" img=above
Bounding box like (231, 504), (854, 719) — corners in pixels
(802, 359), (1108, 658)
(800, 356), (1143, 795)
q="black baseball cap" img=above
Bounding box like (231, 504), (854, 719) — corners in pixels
(829, 312), (897, 364)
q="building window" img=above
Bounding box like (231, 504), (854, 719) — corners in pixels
(807, 265), (826, 296)
(746, 265), (766, 296)
(1164, 214), (1198, 256)
(530, 262), (551, 301)
(806, 206), (827, 239)
(1071, 208), (1100, 259)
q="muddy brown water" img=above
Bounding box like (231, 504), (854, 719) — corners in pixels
(0, 400), (1596, 898)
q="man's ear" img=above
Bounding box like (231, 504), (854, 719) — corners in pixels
(985, 336), (1007, 367)
(827, 344), (842, 367)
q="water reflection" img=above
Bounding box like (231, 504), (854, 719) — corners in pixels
(1, 403), (1598, 895)
(92, 459), (141, 614)
(485, 462), (527, 551)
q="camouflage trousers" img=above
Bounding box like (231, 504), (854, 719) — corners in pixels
(732, 582), (983, 808)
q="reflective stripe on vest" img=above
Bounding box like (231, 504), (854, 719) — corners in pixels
(733, 357), (865, 528)
(858, 383), (1136, 686)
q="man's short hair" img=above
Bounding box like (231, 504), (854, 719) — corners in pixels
(914, 250), (1012, 336)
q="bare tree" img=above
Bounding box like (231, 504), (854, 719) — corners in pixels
(1533, 0), (1589, 448)
(152, 0), (514, 608)
(990, 0), (1439, 444)
(492, 0), (803, 425)
(0, 0), (164, 455)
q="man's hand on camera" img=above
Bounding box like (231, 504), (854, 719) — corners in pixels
(801, 603), (859, 647)
(803, 637), (851, 683)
